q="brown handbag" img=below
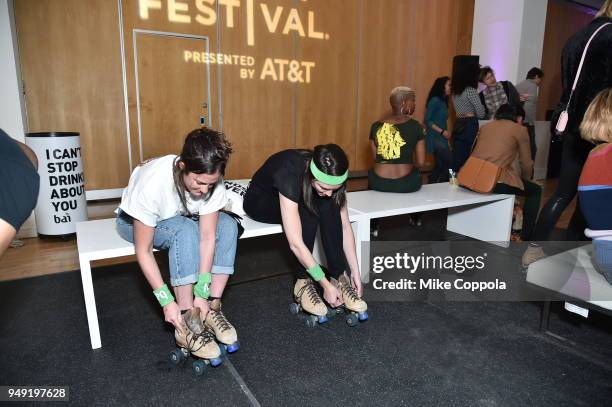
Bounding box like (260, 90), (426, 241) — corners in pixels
(457, 156), (501, 193)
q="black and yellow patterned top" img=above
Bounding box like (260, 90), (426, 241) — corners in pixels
(369, 119), (424, 164)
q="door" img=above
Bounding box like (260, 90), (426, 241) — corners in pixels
(134, 31), (211, 161)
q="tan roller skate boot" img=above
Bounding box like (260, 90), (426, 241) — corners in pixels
(333, 273), (367, 313)
(174, 307), (221, 361)
(290, 278), (327, 326)
(205, 299), (240, 353)
(522, 244), (546, 269)
(330, 273), (369, 326)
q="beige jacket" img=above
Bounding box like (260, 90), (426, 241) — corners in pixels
(470, 120), (533, 190)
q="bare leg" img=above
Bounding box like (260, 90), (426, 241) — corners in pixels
(210, 274), (229, 298)
(174, 285), (195, 311)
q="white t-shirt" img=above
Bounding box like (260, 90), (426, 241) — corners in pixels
(118, 155), (227, 227)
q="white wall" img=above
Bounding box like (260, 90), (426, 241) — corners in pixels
(1, 0), (37, 237)
(471, 0), (548, 84)
(0, 0), (26, 141)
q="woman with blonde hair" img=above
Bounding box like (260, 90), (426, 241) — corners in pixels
(578, 88), (612, 284)
(368, 86), (426, 193)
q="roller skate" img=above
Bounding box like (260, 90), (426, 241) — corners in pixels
(169, 307), (222, 377)
(289, 278), (330, 327)
(329, 272), (369, 327)
(205, 299), (240, 354)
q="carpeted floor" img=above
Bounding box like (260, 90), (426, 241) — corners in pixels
(1, 212), (610, 406)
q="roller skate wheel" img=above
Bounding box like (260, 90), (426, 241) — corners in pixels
(289, 303), (300, 315)
(226, 340), (240, 353)
(346, 313), (358, 327)
(169, 349), (185, 365)
(305, 315), (317, 328)
(317, 315), (329, 324)
(219, 344), (227, 356)
(210, 357), (223, 367)
(358, 311), (369, 321)
(192, 360), (208, 376)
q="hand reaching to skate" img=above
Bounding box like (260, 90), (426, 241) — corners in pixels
(323, 284), (344, 308)
(351, 272), (363, 297)
(163, 301), (186, 336)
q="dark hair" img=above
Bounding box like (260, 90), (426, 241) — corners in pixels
(494, 103), (526, 122)
(452, 63), (479, 95)
(427, 76), (450, 106)
(301, 144), (348, 215)
(478, 66), (494, 83)
(173, 127), (233, 214)
(526, 67), (544, 79)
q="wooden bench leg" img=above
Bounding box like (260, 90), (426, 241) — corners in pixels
(79, 257), (102, 349)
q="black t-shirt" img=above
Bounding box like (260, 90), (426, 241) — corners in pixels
(0, 129), (40, 230)
(249, 149), (309, 204)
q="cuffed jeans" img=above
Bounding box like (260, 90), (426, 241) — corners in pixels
(116, 211), (238, 287)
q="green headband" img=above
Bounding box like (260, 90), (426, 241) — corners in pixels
(310, 160), (348, 185)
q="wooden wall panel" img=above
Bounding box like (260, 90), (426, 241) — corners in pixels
(217, 0), (297, 179)
(355, 0), (413, 170)
(121, 0), (221, 167)
(16, 0), (475, 186)
(294, 0), (360, 168)
(14, 0), (129, 191)
(538, 0), (594, 120)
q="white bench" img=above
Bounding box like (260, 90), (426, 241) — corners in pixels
(347, 182), (515, 277)
(77, 210), (366, 349)
(526, 245), (612, 321)
(77, 182), (514, 349)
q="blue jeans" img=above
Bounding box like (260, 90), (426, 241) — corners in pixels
(116, 211), (238, 286)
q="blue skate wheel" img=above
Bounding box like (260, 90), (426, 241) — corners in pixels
(318, 315), (329, 324)
(169, 349), (185, 365)
(210, 357), (223, 367)
(192, 360), (207, 376)
(358, 311), (369, 321)
(305, 316), (317, 328)
(346, 313), (358, 327)
(289, 303), (300, 315)
(227, 340), (240, 353)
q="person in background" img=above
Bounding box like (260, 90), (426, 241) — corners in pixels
(478, 66), (523, 119)
(451, 63), (486, 172)
(516, 67), (545, 160)
(0, 129), (40, 259)
(523, 0), (612, 266)
(425, 77), (452, 183)
(469, 104), (542, 242)
(369, 86), (426, 193)
(578, 88), (612, 284)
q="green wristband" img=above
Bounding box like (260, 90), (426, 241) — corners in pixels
(193, 272), (212, 299)
(153, 284), (175, 307)
(307, 264), (325, 282)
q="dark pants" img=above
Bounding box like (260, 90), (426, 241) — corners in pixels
(451, 117), (479, 173)
(531, 133), (591, 241)
(525, 123), (537, 161)
(368, 169), (422, 193)
(429, 139), (451, 183)
(243, 186), (347, 279)
(492, 180), (542, 241)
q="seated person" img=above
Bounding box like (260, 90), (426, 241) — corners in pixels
(578, 88), (612, 284)
(470, 104), (541, 241)
(0, 129), (39, 258)
(368, 86), (425, 193)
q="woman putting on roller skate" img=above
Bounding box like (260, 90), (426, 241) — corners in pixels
(244, 144), (368, 327)
(116, 128), (239, 373)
